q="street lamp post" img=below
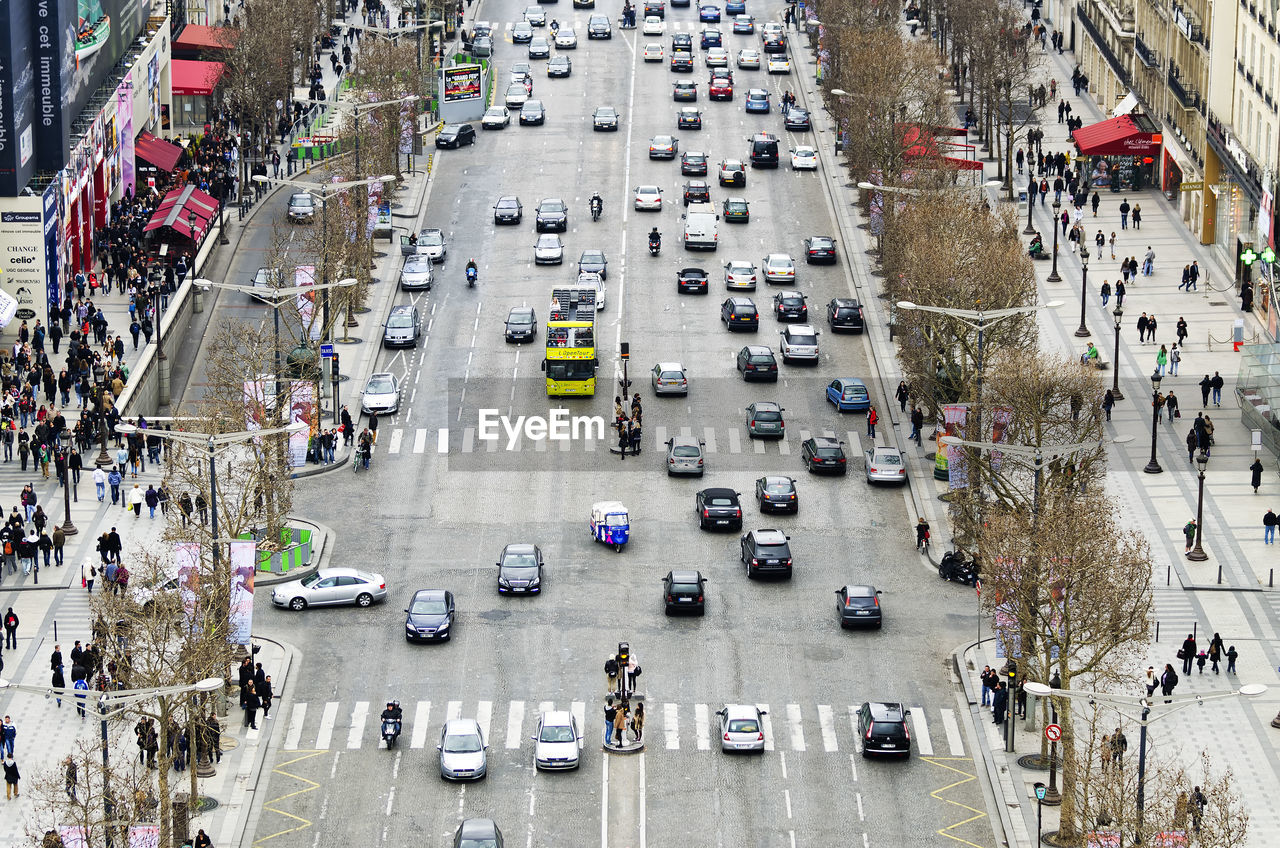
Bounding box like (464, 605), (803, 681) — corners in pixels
(1024, 185), (1037, 235)
(1187, 450), (1210, 560)
(1074, 249), (1091, 337)
(1110, 305), (1125, 400)
(1047, 199), (1062, 282)
(1144, 371), (1164, 474)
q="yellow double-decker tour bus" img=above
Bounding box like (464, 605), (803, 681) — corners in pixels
(544, 288), (598, 396)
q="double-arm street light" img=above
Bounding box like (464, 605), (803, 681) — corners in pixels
(1024, 680), (1266, 843)
(1110, 304), (1125, 400)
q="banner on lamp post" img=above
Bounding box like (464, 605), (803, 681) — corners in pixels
(175, 542), (201, 630)
(228, 540), (257, 645)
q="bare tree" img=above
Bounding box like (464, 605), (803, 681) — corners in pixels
(25, 736), (156, 848)
(217, 1), (294, 191)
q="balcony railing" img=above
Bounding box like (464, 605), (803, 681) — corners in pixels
(1135, 34), (1160, 66)
(1077, 7), (1132, 86)
(1207, 111), (1266, 196)
(1168, 69), (1200, 110)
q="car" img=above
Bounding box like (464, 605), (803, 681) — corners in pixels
(705, 47), (729, 66)
(439, 718), (488, 780)
(724, 260), (757, 290)
(732, 13), (754, 32)
(865, 446), (907, 484)
(677, 107), (702, 130)
(643, 14), (665, 33)
(761, 24), (786, 52)
(762, 253), (795, 283)
(677, 267), (709, 294)
(767, 54), (791, 73)
(578, 249), (608, 279)
(547, 55), (572, 76)
(533, 711), (582, 770)
(718, 159), (746, 186)
(670, 52), (694, 72)
(644, 0), (665, 17)
(513, 20), (535, 41)
(700, 28), (722, 49)
(673, 80), (698, 101)
(510, 63), (533, 83)
(755, 475), (797, 512)
(361, 372), (401, 414)
(575, 0), (596, 7)
(736, 344), (778, 381)
(130, 567), (182, 615)
(857, 702), (911, 758)
(405, 589), (455, 642)
(721, 296), (759, 330)
(802, 436), (847, 474)
(453, 819), (502, 848)
(555, 27), (578, 47)
(576, 271), (606, 311)
(588, 14), (613, 37)
(249, 266), (283, 301)
(651, 362), (689, 395)
(744, 401), (784, 438)
(493, 195), (523, 224)
(791, 145), (818, 170)
(725, 0), (745, 13)
(482, 106), (511, 129)
(528, 36), (551, 58)
(505, 83), (530, 109)
(534, 234), (564, 264)
(717, 704), (767, 751)
(740, 529), (792, 578)
(415, 227), (447, 262)
(497, 543), (544, 594)
(828, 298), (865, 332)
(772, 290), (807, 321)
(524, 5), (547, 24)
(837, 585), (883, 629)
(399, 254), (434, 291)
(470, 35), (494, 57)
(271, 567), (388, 610)
(535, 198), (568, 231)
(779, 324), (819, 362)
(683, 181), (711, 205)
(826, 377), (871, 412)
(505, 307), (538, 342)
(286, 192), (315, 223)
(671, 32), (693, 52)
(663, 569), (708, 612)
(722, 197), (750, 222)
(383, 306), (420, 349)
(744, 88), (770, 112)
(695, 489), (741, 530)
(783, 107), (810, 130)
(708, 73), (733, 100)
(737, 48), (761, 69)
(634, 185), (663, 211)
(666, 435), (706, 476)
(593, 106), (620, 131)
(643, 41), (665, 61)
(699, 3), (720, 20)
(681, 151), (708, 175)
(649, 134), (680, 158)
(803, 236), (838, 264)
(436, 123), (477, 148)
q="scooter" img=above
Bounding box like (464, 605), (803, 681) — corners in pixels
(648, 238), (661, 256)
(466, 266), (478, 288)
(591, 201), (602, 222)
(382, 718), (402, 748)
(938, 551), (979, 586)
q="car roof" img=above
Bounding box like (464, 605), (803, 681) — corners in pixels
(765, 253), (792, 262)
(389, 304), (415, 316)
(459, 819), (498, 838)
(411, 588), (449, 602)
(722, 703), (759, 718)
(810, 436), (842, 447)
(743, 344), (772, 354)
(785, 324), (818, 334)
(750, 401), (780, 412)
(319, 567), (370, 578)
(728, 259), (754, 267)
(808, 235), (834, 242)
(669, 569), (704, 582)
(657, 361), (685, 370)
(680, 267), (707, 274)
(871, 446), (902, 456)
(831, 297), (861, 306)
(497, 195), (520, 203)
(865, 702), (906, 720)
(669, 435), (703, 448)
(776, 289), (804, 298)
(842, 584), (878, 597)
(443, 718), (482, 734)
(502, 543), (538, 555)
(700, 487), (738, 499)
(759, 474), (794, 485)
(509, 306), (534, 316)
(727, 296), (754, 306)
(369, 372), (397, 382)
(750, 529), (788, 544)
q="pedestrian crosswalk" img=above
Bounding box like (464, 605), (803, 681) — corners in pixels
(278, 698), (967, 756)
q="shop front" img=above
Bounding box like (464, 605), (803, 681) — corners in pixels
(1071, 113), (1162, 192)
(171, 60), (226, 131)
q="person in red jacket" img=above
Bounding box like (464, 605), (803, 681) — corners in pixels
(866, 406), (878, 439)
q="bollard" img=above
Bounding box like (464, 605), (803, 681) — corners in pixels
(1271, 568), (1274, 588)
(1217, 565), (1222, 584)
(1193, 621), (1198, 640)
(53, 620), (57, 641)
(1167, 565), (1171, 586)
(1155, 621), (1160, 643)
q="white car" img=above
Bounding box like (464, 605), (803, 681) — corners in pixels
(643, 42), (665, 61)
(724, 260), (757, 290)
(643, 14), (665, 34)
(482, 106), (510, 129)
(361, 372), (401, 414)
(524, 5), (546, 24)
(634, 185), (664, 211)
(767, 55), (791, 73)
(577, 271), (606, 311)
(504, 83), (530, 109)
(533, 711), (582, 770)
(762, 253), (796, 283)
(534, 234), (564, 264)
(717, 704), (767, 752)
(779, 323), (820, 363)
(555, 27), (578, 47)
(415, 227), (447, 263)
(791, 145), (818, 170)
(705, 47), (729, 67)
(737, 48), (761, 69)
(510, 63), (533, 84)
(651, 362), (689, 395)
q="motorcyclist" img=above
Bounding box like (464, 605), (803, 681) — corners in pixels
(381, 701), (403, 737)
(465, 258), (479, 283)
(590, 192), (603, 219)
(648, 227), (661, 249)
(550, 18), (560, 34)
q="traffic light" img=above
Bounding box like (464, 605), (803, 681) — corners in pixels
(620, 342), (630, 360)
(617, 642), (630, 664)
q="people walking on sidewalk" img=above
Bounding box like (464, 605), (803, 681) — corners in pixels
(1169, 344), (1181, 376)
(1147, 314), (1158, 341)
(1100, 280), (1111, 305)
(1208, 632), (1224, 673)
(1103, 389), (1115, 421)
(1180, 633), (1197, 673)
(0, 717), (15, 758)
(1143, 246), (1155, 275)
(909, 406), (924, 445)
(1210, 372), (1224, 406)
(1182, 520), (1197, 554)
(1115, 279), (1126, 307)
(2, 610), (16, 650)
(1164, 391), (1179, 421)
(991, 682), (1008, 725)
(1156, 345), (1168, 377)
(1119, 198), (1131, 228)
(1253, 462), (1266, 495)
(1160, 663), (1179, 696)
(866, 406), (878, 439)
(1227, 645), (1238, 673)
(1137, 313), (1150, 343)
(1199, 375), (1212, 407)
(1095, 229), (1105, 258)
(3, 757), (19, 799)
(1132, 203), (1142, 229)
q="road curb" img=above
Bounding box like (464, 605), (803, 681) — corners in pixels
(952, 639), (1022, 848)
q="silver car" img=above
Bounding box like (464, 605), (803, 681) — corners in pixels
(415, 227), (446, 262)
(382, 305), (420, 348)
(724, 260), (757, 290)
(666, 435), (706, 476)
(270, 567), (388, 611)
(439, 718), (488, 780)
(287, 192), (315, 223)
(778, 324), (820, 363)
(737, 48), (761, 69)
(532, 710), (581, 770)
(745, 401), (784, 437)
(762, 252), (795, 283)
(652, 362), (689, 396)
(482, 106), (511, 129)
(534, 234), (564, 264)
(399, 254), (434, 291)
(717, 704), (767, 752)
(505, 83), (530, 109)
(361, 372), (401, 414)
(865, 446), (907, 484)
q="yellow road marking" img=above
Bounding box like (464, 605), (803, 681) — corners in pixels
(252, 750), (327, 846)
(921, 756), (992, 848)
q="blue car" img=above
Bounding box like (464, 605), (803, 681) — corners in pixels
(699, 4), (721, 21)
(826, 378), (871, 412)
(744, 88), (770, 113)
(725, 0), (745, 12)
(700, 28), (722, 48)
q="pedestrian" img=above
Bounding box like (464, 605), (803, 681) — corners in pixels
(129, 484), (144, 517)
(1165, 391), (1179, 421)
(1189, 261), (1200, 290)
(0, 717), (14, 757)
(980, 666), (994, 706)
(1111, 727), (1128, 765)
(1227, 645), (1238, 673)
(1170, 344), (1181, 376)
(1199, 374), (1212, 407)
(1100, 279), (1111, 305)
(3, 757), (18, 799)
(909, 406), (924, 446)
(604, 698), (617, 746)
(991, 681), (1008, 725)
(1180, 264), (1191, 291)
(194, 830), (213, 848)
(93, 466), (105, 501)
(895, 381), (910, 412)
(866, 406), (878, 439)
(1182, 519), (1197, 554)
(52, 659), (65, 708)
(1208, 632), (1224, 673)
(631, 702), (645, 742)
(1144, 666), (1158, 697)
(1115, 279), (1126, 307)
(243, 682), (260, 730)
(1156, 345), (1168, 377)
(1132, 203), (1142, 229)
(368, 411), (379, 444)
(1137, 312), (1149, 343)
(617, 423), (628, 460)
(1095, 229), (1105, 258)
(260, 675), (274, 720)
(1176, 316), (1189, 347)
(1147, 314), (1158, 341)
(64, 757), (76, 798)
(144, 485), (159, 518)
(613, 702), (628, 745)
(1119, 197), (1130, 228)
(1143, 246), (1155, 276)
(1102, 389), (1115, 421)
(1100, 733), (1113, 772)
(1109, 231), (1117, 259)
(915, 517), (930, 553)
(1180, 633), (1197, 674)
(1210, 371), (1224, 406)
(1091, 191), (1100, 216)
(2, 609), (16, 650)
(1253, 462), (1266, 495)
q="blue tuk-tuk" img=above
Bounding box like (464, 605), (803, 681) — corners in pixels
(591, 501), (630, 551)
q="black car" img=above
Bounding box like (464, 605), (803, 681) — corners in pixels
(578, 249), (608, 278)
(803, 236), (838, 264)
(588, 14), (612, 36)
(505, 307), (537, 342)
(683, 181), (711, 205)
(593, 106), (620, 130)
(772, 290), (808, 321)
(828, 297), (865, 332)
(739, 529), (792, 578)
(762, 32), (787, 53)
(857, 702), (911, 758)
(755, 475), (797, 512)
(695, 488), (743, 530)
(721, 296), (759, 331)
(677, 267), (709, 294)
(663, 569), (707, 613)
(736, 345), (778, 381)
(681, 152), (708, 176)
(783, 107), (811, 131)
(520, 99), (548, 124)
(672, 32), (693, 51)
(671, 53), (694, 72)
(454, 819), (503, 848)
(644, 0), (666, 16)
(535, 198), (568, 232)
(802, 436), (847, 474)
(405, 589), (455, 642)
(838, 585), (883, 629)
(677, 108), (702, 129)
(493, 195), (523, 224)
(497, 543), (544, 594)
(436, 123), (476, 148)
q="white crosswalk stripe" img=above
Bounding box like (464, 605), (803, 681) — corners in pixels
(940, 708), (964, 755)
(817, 704), (838, 752)
(411, 701), (431, 749)
(476, 700), (493, 744)
(695, 703), (711, 751)
(284, 703), (306, 750)
(758, 703), (775, 751)
(664, 702), (680, 750)
(387, 429), (403, 454)
(910, 706), (933, 756)
(348, 701), (369, 749)
(316, 701), (339, 750)
(413, 428), (428, 453)
(787, 703), (806, 751)
(506, 701), (525, 749)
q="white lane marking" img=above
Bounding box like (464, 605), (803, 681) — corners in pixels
(778, 438), (791, 455)
(387, 428), (403, 454)
(727, 428), (741, 453)
(571, 701), (586, 744)
(462, 427), (475, 453)
(850, 706), (862, 753)
(639, 751), (647, 848)
(413, 428), (428, 453)
(703, 427), (716, 453)
(818, 704), (838, 752)
(664, 703), (680, 749)
(348, 701), (369, 749)
(385, 785), (395, 816)
(284, 703), (306, 750)
(476, 700), (493, 745)
(411, 701), (431, 749)
(437, 428), (449, 453)
(695, 703), (710, 751)
(506, 700), (526, 749)
(316, 701), (339, 750)
(784, 788), (792, 819)
(754, 437), (765, 454)
(911, 707), (933, 756)
(601, 750), (610, 848)
(857, 792), (865, 821)
(757, 703), (774, 751)
(849, 753), (859, 782)
(446, 700), (462, 723)
(787, 703), (805, 751)
(940, 708), (964, 755)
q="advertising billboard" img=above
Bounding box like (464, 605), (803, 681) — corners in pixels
(0, 0), (36, 195)
(443, 65), (482, 102)
(0, 196), (50, 333)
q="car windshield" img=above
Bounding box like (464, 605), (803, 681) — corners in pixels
(410, 598), (447, 615)
(502, 552), (539, 568)
(543, 200), (565, 212)
(789, 334), (817, 345)
(404, 257), (431, 272)
(872, 722), (905, 736)
(458, 839), (497, 848)
(660, 371), (684, 380)
(672, 445), (701, 458)
(728, 719), (759, 733)
(754, 410), (781, 422)
(873, 452), (902, 465)
(444, 732), (483, 753)
(582, 251), (604, 263)
(539, 725), (575, 743)
(764, 481), (791, 493)
(844, 387), (867, 399)
(509, 310), (534, 324)
(367, 376), (395, 393)
(498, 199), (518, 210)
(387, 315), (413, 329)
(706, 496), (735, 505)
(421, 231), (443, 246)
(291, 195), (312, 209)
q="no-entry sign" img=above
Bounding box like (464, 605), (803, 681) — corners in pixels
(1045, 723), (1062, 742)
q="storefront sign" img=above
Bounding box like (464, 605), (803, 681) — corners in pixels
(0, 196), (50, 333)
(1180, 181), (1204, 191)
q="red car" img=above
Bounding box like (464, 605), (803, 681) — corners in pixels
(709, 75), (733, 100)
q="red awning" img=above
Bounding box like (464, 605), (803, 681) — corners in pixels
(1071, 114), (1163, 156)
(171, 59), (226, 97)
(902, 125), (983, 171)
(143, 185), (220, 241)
(173, 24), (236, 52)
(134, 132), (183, 172)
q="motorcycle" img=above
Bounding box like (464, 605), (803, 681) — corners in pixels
(938, 551), (979, 586)
(591, 200), (602, 222)
(382, 718), (402, 748)
(648, 237), (661, 256)
(466, 266), (478, 288)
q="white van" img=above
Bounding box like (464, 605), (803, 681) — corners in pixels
(682, 202), (719, 251)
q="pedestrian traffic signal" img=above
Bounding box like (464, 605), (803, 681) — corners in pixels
(620, 342), (630, 360)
